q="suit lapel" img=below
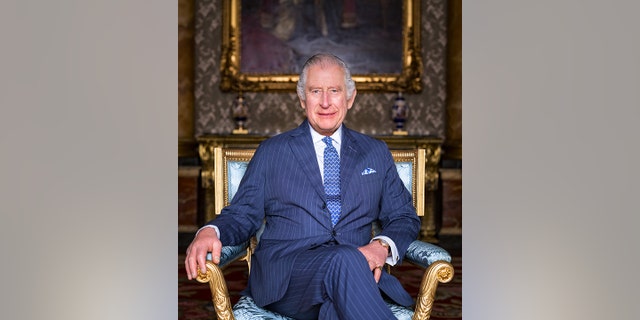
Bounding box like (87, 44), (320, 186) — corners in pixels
(287, 121), (326, 203)
(336, 127), (364, 224)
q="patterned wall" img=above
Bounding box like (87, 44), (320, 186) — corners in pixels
(194, 0), (448, 138)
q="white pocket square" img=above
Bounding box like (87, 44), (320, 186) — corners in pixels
(361, 168), (377, 175)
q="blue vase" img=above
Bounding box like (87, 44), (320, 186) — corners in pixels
(391, 92), (409, 135)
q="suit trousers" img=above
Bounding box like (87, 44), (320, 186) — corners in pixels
(263, 243), (396, 320)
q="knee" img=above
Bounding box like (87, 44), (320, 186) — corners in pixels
(326, 245), (367, 270)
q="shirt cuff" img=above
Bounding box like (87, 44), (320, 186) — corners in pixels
(371, 235), (399, 266)
(195, 224), (220, 239)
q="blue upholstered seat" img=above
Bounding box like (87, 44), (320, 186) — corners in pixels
(232, 295), (414, 320)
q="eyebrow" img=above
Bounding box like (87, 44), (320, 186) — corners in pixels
(307, 86), (342, 91)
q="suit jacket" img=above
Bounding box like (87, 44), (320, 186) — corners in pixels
(209, 120), (421, 307)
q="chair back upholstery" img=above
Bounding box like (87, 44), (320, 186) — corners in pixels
(213, 146), (426, 216)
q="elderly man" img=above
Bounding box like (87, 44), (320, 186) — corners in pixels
(185, 53), (420, 319)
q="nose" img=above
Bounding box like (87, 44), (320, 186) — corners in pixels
(321, 91), (330, 108)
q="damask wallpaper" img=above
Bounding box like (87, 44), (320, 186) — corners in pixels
(193, 0), (448, 138)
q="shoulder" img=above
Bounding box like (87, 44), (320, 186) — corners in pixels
(343, 127), (389, 153)
(255, 124), (307, 152)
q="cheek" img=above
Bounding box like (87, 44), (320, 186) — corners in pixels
(335, 99), (349, 110)
(305, 96), (320, 107)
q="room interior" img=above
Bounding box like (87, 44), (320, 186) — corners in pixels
(178, 0), (461, 318)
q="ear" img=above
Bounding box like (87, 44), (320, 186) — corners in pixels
(298, 96), (306, 110)
(346, 89), (357, 110)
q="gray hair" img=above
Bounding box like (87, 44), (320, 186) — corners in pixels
(296, 53), (356, 101)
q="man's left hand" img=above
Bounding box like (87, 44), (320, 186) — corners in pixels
(358, 242), (388, 283)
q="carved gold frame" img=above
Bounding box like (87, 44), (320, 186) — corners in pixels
(390, 149), (425, 217)
(214, 148), (256, 216)
(220, 0), (423, 93)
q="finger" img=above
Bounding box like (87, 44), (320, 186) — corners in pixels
(186, 246), (205, 279)
(196, 247), (208, 274)
(211, 243), (221, 265)
(185, 248), (196, 280)
(373, 267), (382, 283)
(184, 256), (192, 280)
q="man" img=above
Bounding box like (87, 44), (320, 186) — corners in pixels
(185, 53), (420, 319)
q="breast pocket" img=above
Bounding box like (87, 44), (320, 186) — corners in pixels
(353, 172), (384, 210)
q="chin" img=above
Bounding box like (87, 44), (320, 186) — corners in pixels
(318, 123), (338, 132)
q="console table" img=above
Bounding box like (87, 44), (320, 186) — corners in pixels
(197, 134), (442, 243)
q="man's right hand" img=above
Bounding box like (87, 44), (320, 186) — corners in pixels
(185, 227), (222, 280)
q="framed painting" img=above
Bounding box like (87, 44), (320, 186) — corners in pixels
(220, 0), (423, 93)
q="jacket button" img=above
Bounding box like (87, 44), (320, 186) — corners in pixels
(332, 230), (337, 236)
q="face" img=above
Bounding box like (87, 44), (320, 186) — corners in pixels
(299, 63), (357, 136)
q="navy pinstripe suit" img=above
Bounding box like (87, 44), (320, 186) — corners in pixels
(209, 120), (421, 319)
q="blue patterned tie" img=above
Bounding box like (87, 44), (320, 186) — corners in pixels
(323, 136), (341, 226)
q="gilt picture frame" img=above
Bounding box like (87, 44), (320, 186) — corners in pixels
(220, 0), (423, 93)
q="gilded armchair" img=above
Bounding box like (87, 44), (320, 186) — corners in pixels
(195, 147), (454, 320)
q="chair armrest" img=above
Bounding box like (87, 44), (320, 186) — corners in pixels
(196, 261), (235, 320)
(206, 241), (250, 268)
(404, 240), (455, 320)
(197, 241), (249, 320)
(404, 240), (452, 268)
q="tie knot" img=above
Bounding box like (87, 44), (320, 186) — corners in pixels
(322, 136), (333, 147)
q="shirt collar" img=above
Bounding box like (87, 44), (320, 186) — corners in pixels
(309, 124), (342, 148)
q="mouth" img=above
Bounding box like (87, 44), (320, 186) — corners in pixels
(318, 111), (337, 117)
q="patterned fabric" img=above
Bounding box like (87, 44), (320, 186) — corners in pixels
(322, 136), (341, 226)
(386, 301), (414, 320)
(233, 295), (414, 320)
(233, 296), (292, 320)
(207, 241), (249, 268)
(404, 240), (452, 268)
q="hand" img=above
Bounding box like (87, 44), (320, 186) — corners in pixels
(358, 241), (388, 283)
(185, 227), (222, 280)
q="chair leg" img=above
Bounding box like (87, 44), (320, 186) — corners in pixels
(412, 260), (455, 320)
(196, 260), (236, 320)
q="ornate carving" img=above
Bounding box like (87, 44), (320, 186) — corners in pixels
(199, 142), (216, 221)
(412, 260), (454, 320)
(424, 144), (441, 191)
(198, 142), (215, 189)
(196, 261), (236, 320)
(415, 142), (441, 243)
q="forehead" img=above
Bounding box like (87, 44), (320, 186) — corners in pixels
(305, 63), (346, 87)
